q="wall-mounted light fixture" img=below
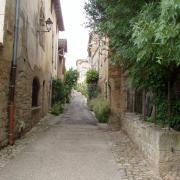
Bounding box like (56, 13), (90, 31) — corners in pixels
(37, 18), (53, 32)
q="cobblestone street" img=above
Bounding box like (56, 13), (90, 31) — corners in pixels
(0, 92), (162, 180)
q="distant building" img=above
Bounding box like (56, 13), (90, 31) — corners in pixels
(76, 59), (90, 83)
(88, 32), (110, 99)
(88, 32), (123, 119)
(58, 39), (67, 81)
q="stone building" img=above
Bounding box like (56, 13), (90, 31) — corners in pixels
(57, 39), (67, 81)
(88, 33), (108, 96)
(0, 0), (64, 146)
(76, 59), (90, 83)
(88, 32), (122, 115)
(88, 33), (100, 71)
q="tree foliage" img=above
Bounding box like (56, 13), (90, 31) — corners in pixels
(64, 68), (78, 88)
(86, 69), (99, 99)
(85, 0), (180, 88)
(86, 69), (99, 84)
(85, 0), (180, 128)
(52, 79), (66, 105)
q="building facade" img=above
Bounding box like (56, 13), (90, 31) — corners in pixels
(57, 39), (67, 81)
(0, 0), (64, 146)
(88, 33), (108, 96)
(76, 59), (90, 83)
(88, 32), (122, 116)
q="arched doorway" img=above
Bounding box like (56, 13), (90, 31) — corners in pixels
(42, 80), (45, 115)
(32, 77), (40, 107)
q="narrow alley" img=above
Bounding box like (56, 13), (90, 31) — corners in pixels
(0, 92), (161, 180)
(0, 0), (179, 179)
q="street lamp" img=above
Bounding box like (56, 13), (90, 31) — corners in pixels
(45, 18), (53, 32)
(37, 17), (53, 32)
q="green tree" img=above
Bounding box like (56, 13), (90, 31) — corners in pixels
(64, 68), (78, 88)
(52, 79), (65, 105)
(84, 0), (180, 128)
(86, 69), (99, 84)
(86, 69), (99, 99)
(64, 68), (78, 102)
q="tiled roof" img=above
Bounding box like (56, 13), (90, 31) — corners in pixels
(53, 0), (64, 31)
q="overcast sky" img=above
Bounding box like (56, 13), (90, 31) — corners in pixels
(60, 0), (89, 69)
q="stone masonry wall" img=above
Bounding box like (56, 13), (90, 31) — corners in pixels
(14, 61), (50, 137)
(108, 64), (122, 128)
(121, 113), (180, 178)
(0, 0), (14, 147)
(0, 60), (11, 146)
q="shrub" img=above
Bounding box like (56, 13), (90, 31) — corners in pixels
(63, 68), (79, 102)
(63, 84), (71, 103)
(50, 102), (64, 116)
(86, 69), (99, 99)
(64, 68), (78, 88)
(88, 96), (110, 123)
(76, 83), (88, 97)
(86, 69), (99, 84)
(52, 79), (65, 105)
(87, 83), (99, 99)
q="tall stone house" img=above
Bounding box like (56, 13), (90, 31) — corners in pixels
(88, 32), (180, 178)
(76, 59), (90, 83)
(57, 39), (67, 81)
(88, 32), (122, 116)
(0, 0), (64, 146)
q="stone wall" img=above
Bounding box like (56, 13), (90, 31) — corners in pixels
(109, 64), (122, 113)
(0, 60), (11, 146)
(0, 0), (14, 146)
(14, 62), (51, 136)
(121, 113), (180, 178)
(107, 64), (122, 128)
(57, 57), (65, 81)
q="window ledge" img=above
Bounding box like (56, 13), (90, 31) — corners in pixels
(32, 106), (41, 111)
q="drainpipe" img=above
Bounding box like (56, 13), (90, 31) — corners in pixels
(8, 0), (20, 145)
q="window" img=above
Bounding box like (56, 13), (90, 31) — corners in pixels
(0, 0), (6, 46)
(32, 78), (40, 107)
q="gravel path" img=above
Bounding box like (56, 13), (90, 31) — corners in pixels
(0, 91), (162, 180)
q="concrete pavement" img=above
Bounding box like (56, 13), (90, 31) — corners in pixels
(0, 91), (161, 180)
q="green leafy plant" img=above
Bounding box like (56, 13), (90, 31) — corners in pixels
(86, 69), (99, 84)
(52, 79), (66, 105)
(84, 0), (180, 128)
(64, 68), (78, 88)
(75, 83), (88, 97)
(86, 69), (99, 99)
(50, 102), (64, 116)
(88, 96), (110, 123)
(87, 83), (99, 99)
(63, 68), (79, 102)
